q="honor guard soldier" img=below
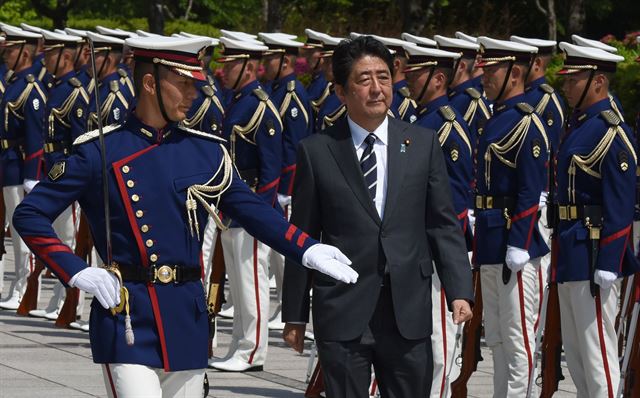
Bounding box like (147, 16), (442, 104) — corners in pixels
(552, 42), (639, 398)
(401, 32), (438, 48)
(85, 32), (132, 130)
(454, 32), (486, 92)
(27, 29), (89, 319)
(571, 34), (626, 122)
(510, 35), (566, 300)
(404, 44), (473, 397)
(12, 35), (357, 396)
(0, 37), (6, 95)
(210, 36), (285, 371)
(177, 33), (225, 136)
(259, 32), (314, 330)
(369, 35), (418, 123)
(315, 34), (347, 131)
(63, 28), (93, 87)
(302, 29), (331, 121)
(19, 23), (54, 90)
(473, 36), (550, 396)
(0, 25), (47, 311)
(95, 26), (136, 103)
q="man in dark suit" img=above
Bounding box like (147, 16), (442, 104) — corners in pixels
(282, 36), (474, 398)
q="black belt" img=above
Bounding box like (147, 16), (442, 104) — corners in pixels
(474, 195), (515, 211)
(555, 204), (602, 224)
(1, 139), (19, 150)
(119, 264), (201, 284)
(238, 168), (259, 189)
(43, 141), (70, 154)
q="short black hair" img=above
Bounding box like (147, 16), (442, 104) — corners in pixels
(332, 36), (394, 87)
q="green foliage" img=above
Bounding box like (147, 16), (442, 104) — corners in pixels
(0, 0), (39, 23)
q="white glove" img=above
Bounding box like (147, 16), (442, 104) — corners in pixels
(302, 244), (358, 284)
(539, 191), (548, 209)
(23, 179), (38, 194)
(594, 270), (618, 290)
(69, 267), (121, 309)
(277, 194), (292, 208)
(467, 209), (476, 231)
(505, 245), (530, 273)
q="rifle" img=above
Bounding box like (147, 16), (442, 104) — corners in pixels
(619, 275), (640, 397)
(56, 211), (93, 328)
(16, 259), (45, 316)
(451, 267), (483, 397)
(1, 189), (6, 260)
(207, 231), (226, 358)
(527, 279), (550, 397)
(616, 275), (634, 358)
(540, 265), (564, 398)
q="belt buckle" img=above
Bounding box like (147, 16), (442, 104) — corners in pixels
(1, 140), (9, 150)
(558, 206), (567, 220)
(475, 195), (483, 209)
(154, 265), (176, 284)
(486, 196), (493, 209)
(569, 206), (578, 220)
(43, 143), (54, 153)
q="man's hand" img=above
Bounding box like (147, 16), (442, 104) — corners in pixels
(452, 299), (472, 325)
(302, 244), (358, 284)
(283, 323), (306, 354)
(69, 267), (121, 309)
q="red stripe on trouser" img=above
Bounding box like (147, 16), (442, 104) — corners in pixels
(534, 267), (543, 332)
(440, 287), (447, 398)
(248, 238), (261, 364)
(517, 272), (533, 380)
(595, 292), (614, 398)
(105, 364), (118, 398)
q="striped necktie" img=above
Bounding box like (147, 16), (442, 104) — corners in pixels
(360, 133), (377, 201)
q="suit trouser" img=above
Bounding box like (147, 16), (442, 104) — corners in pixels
(430, 268), (458, 398)
(317, 279), (432, 398)
(2, 186), (30, 301)
(102, 363), (203, 398)
(558, 279), (620, 398)
(481, 260), (539, 397)
(220, 228), (270, 365)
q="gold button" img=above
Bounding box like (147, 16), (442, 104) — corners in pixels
(141, 225), (149, 233)
(146, 239), (154, 247)
(136, 210), (144, 218)
(127, 180), (135, 188)
(131, 194), (140, 202)
(122, 165), (130, 173)
(150, 254), (158, 262)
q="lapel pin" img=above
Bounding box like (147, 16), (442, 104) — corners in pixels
(401, 139), (410, 153)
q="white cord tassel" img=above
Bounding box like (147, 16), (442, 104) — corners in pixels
(124, 314), (134, 346)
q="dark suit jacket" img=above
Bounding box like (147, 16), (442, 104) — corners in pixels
(282, 116), (473, 341)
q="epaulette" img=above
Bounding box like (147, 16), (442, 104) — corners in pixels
(287, 80), (296, 92)
(69, 77), (82, 88)
(516, 102), (534, 114)
(117, 68), (128, 78)
(539, 83), (554, 94)
(438, 105), (456, 121)
(25, 74), (35, 83)
(465, 87), (481, 99)
(178, 125), (227, 142)
(109, 80), (120, 93)
(253, 87), (269, 102)
(201, 85), (214, 97)
(600, 109), (621, 126)
(398, 86), (411, 98)
(72, 124), (121, 146)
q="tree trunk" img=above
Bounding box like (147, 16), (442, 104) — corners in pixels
(547, 0), (557, 43)
(267, 0), (284, 32)
(149, 0), (165, 34)
(568, 0), (586, 35)
(398, 0), (433, 34)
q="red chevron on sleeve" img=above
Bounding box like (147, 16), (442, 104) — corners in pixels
(22, 236), (73, 283)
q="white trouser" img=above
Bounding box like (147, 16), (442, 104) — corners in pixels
(102, 363), (204, 398)
(268, 204), (288, 323)
(220, 228), (270, 365)
(200, 217), (218, 293)
(481, 260), (539, 397)
(2, 186), (30, 300)
(430, 269), (458, 398)
(43, 204), (80, 312)
(536, 206), (551, 330)
(558, 279), (620, 398)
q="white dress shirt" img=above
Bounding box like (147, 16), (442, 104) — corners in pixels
(348, 116), (389, 219)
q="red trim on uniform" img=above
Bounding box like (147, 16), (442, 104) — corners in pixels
(36, 157), (44, 180)
(456, 209), (468, 220)
(439, 286), (447, 397)
(25, 149), (43, 161)
(282, 164), (297, 195)
(534, 267), (543, 332)
(510, 205), (538, 222)
(104, 364), (118, 398)
(524, 209), (538, 250)
(281, 164), (296, 174)
(22, 236), (72, 282)
(517, 272), (533, 380)
(256, 178), (280, 194)
(370, 378), (378, 395)
(28, 236), (64, 246)
(285, 225), (297, 242)
(600, 225), (631, 247)
(133, 49), (200, 66)
(619, 233), (630, 273)
(39, 244), (73, 256)
(199, 251), (205, 280)
(112, 145), (158, 268)
(595, 292), (614, 398)
(148, 285), (171, 372)
(297, 232), (309, 248)
(248, 238), (261, 364)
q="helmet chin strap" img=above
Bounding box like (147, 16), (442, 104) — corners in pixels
(575, 70), (596, 111)
(52, 47), (64, 78)
(153, 64), (173, 125)
(10, 44), (26, 73)
(495, 61), (514, 103)
(97, 50), (110, 80)
(72, 44), (83, 70)
(232, 59), (248, 91)
(416, 66), (436, 105)
(274, 53), (285, 82)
